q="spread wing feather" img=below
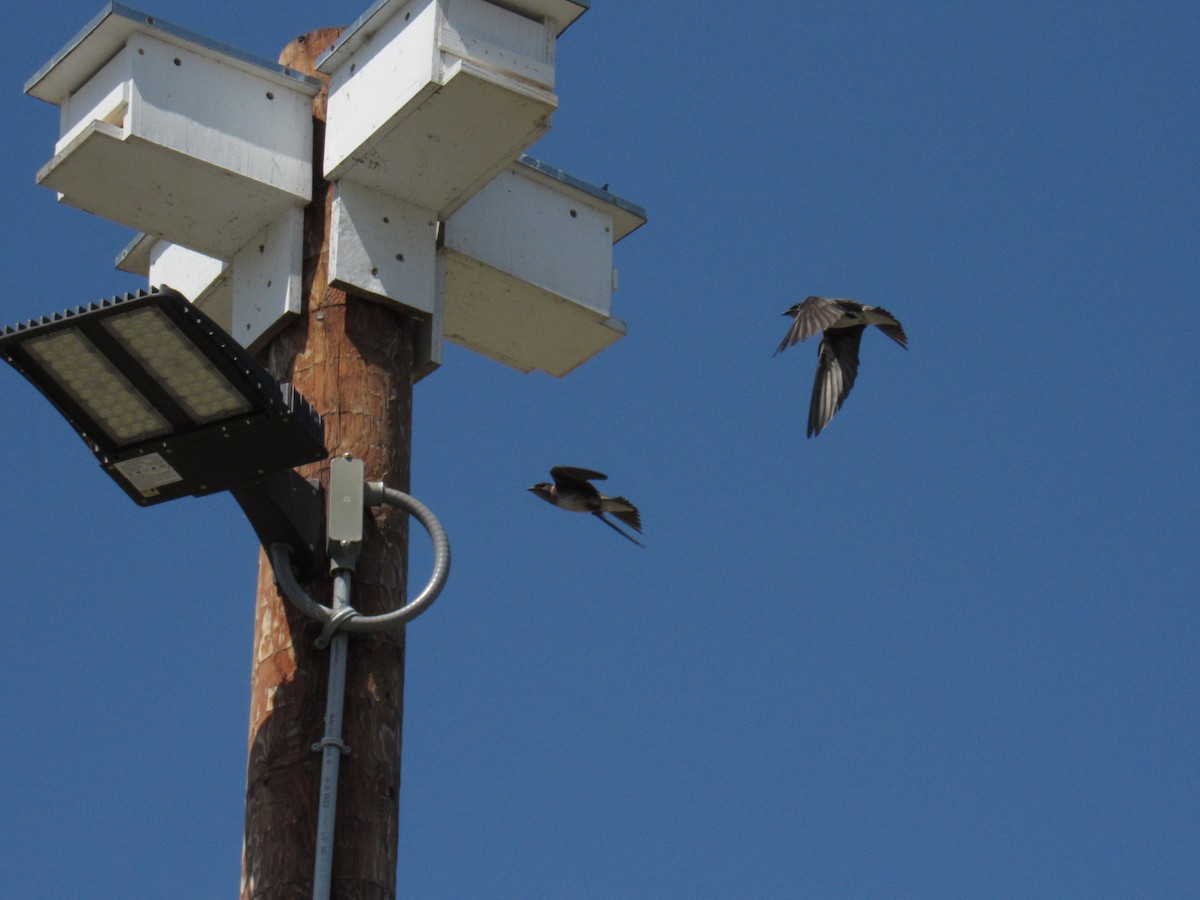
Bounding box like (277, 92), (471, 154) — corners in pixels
(774, 297), (845, 355)
(807, 326), (864, 437)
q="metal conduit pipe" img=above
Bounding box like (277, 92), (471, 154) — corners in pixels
(311, 568), (353, 900)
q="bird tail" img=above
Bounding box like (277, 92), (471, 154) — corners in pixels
(866, 307), (908, 348)
(602, 496), (642, 533)
(592, 512), (645, 547)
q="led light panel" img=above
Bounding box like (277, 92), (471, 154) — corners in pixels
(104, 306), (251, 423)
(23, 328), (170, 444)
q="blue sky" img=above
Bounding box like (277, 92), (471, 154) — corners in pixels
(2, 1), (1197, 896)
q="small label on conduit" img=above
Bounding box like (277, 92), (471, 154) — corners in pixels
(113, 453), (183, 497)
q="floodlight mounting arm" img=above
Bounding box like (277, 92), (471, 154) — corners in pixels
(231, 470), (324, 577)
(269, 480), (450, 647)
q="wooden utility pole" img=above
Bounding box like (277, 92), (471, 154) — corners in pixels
(23, 3), (639, 897)
(241, 29), (416, 899)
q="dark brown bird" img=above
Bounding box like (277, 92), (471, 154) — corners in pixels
(527, 466), (644, 546)
(775, 296), (908, 437)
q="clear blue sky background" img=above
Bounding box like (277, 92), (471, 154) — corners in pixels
(2, 1), (1197, 897)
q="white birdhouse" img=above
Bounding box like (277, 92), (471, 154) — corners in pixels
(441, 156), (645, 376)
(317, 0), (586, 217)
(25, 4), (319, 260)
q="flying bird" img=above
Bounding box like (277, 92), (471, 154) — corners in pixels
(775, 296), (908, 438)
(528, 466), (644, 547)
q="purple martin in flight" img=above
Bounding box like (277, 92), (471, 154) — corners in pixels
(775, 296), (908, 438)
(528, 466), (644, 547)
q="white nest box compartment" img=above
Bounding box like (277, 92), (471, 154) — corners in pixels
(318, 0), (586, 217)
(441, 156), (645, 377)
(25, 4), (319, 259)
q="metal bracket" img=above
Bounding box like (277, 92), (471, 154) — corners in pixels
(312, 736), (351, 755)
(231, 469), (323, 577)
(315, 606), (359, 650)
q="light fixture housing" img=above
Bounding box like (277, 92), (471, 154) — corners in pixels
(1, 286), (327, 506)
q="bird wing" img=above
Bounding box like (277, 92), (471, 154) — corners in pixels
(551, 466), (608, 487)
(868, 306), (908, 349)
(774, 297), (845, 355)
(591, 512), (645, 547)
(808, 325), (865, 438)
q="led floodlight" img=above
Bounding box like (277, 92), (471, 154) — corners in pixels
(1, 286), (327, 506)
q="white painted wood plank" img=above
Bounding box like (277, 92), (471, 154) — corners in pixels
(328, 59), (555, 216)
(323, 0), (441, 183)
(37, 123), (304, 260)
(232, 208), (304, 350)
(441, 248), (625, 377)
(27, 4), (320, 104)
(329, 181), (438, 315)
(130, 33), (312, 199)
(57, 44), (130, 152)
(440, 0), (554, 87)
(317, 0), (584, 76)
(444, 167), (614, 315)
